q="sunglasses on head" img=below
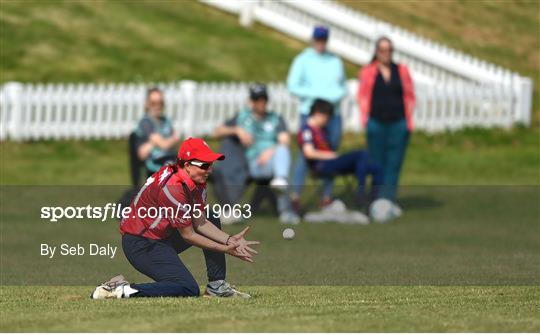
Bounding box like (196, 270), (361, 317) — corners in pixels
(189, 160), (212, 170)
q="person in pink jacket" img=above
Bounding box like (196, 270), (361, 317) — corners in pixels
(357, 37), (415, 212)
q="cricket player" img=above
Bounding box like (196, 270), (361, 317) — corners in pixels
(91, 138), (258, 299)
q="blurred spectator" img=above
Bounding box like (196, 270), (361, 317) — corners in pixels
(135, 88), (179, 176)
(298, 99), (382, 213)
(214, 83), (299, 224)
(287, 25), (347, 210)
(357, 36), (415, 211)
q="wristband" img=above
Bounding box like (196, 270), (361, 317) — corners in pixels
(225, 235), (231, 245)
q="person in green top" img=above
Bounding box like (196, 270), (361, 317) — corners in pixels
(135, 88), (180, 176)
(215, 84), (299, 224)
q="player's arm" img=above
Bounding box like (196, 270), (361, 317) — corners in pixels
(192, 214), (230, 245)
(302, 143), (338, 160)
(178, 224), (234, 253)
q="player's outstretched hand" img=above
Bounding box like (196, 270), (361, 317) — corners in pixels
(229, 226), (260, 262)
(227, 248), (254, 263)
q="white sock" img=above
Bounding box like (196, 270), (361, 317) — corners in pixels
(121, 284), (139, 298)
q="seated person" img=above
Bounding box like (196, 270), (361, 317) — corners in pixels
(214, 83), (298, 224)
(135, 87), (180, 176)
(298, 99), (383, 209)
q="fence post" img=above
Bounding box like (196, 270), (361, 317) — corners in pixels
(4, 82), (23, 141)
(515, 77), (533, 126)
(239, 0), (256, 27)
(180, 80), (197, 138)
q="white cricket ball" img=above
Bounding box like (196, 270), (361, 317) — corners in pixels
(282, 228), (295, 240)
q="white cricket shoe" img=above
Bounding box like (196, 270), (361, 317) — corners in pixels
(91, 284), (126, 299)
(270, 177), (288, 192)
(91, 274), (133, 299)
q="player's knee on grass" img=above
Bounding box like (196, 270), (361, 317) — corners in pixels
(166, 279), (200, 297)
(184, 284), (200, 297)
(178, 277), (200, 297)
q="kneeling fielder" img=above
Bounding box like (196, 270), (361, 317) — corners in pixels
(92, 137), (258, 299)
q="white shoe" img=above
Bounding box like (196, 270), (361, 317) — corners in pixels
(321, 199), (347, 214)
(391, 203), (403, 217)
(346, 210), (370, 225)
(303, 211), (327, 223)
(91, 284), (125, 299)
(279, 211), (300, 225)
(304, 209), (368, 225)
(204, 280), (251, 299)
(369, 198), (395, 223)
(91, 274), (136, 299)
(270, 177), (288, 192)
(324, 209), (369, 225)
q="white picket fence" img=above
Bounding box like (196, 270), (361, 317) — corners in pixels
(0, 80), (527, 141)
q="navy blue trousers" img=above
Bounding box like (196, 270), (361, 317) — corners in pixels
(314, 150), (383, 202)
(122, 216), (226, 297)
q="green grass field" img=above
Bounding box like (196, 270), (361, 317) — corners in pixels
(1, 185), (539, 331)
(1, 133), (539, 331)
(2, 127), (539, 185)
(1, 0), (539, 332)
(1, 286), (538, 332)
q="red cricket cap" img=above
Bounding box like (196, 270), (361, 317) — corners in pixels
(177, 137), (225, 162)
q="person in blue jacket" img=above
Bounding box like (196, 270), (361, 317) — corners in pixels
(287, 25), (348, 211)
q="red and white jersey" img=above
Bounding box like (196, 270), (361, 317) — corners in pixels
(120, 165), (207, 240)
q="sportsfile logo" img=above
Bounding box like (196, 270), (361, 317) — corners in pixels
(41, 203), (132, 222)
(40, 203), (252, 222)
